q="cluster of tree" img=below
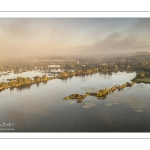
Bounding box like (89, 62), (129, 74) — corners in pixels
(0, 75), (51, 92)
(57, 67), (99, 78)
(1, 53), (150, 73)
(59, 53), (150, 73)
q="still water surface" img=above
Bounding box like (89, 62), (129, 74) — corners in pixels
(0, 70), (53, 82)
(0, 72), (150, 132)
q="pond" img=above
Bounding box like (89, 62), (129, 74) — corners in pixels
(0, 71), (150, 132)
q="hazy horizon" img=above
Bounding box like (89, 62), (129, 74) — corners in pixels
(0, 18), (150, 59)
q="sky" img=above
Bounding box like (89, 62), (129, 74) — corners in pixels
(0, 18), (150, 59)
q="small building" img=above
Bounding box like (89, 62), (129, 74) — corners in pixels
(48, 65), (60, 68)
(51, 69), (63, 73)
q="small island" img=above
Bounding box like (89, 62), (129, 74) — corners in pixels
(63, 71), (150, 102)
(63, 81), (135, 101)
(0, 75), (54, 92)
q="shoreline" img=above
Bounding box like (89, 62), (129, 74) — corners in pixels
(0, 70), (149, 93)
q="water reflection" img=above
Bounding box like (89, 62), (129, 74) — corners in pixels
(97, 95), (106, 100)
(36, 83), (40, 87)
(17, 84), (32, 91)
(8, 81), (48, 92)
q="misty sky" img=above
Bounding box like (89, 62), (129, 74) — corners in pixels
(0, 18), (150, 58)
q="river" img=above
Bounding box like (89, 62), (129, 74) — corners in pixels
(0, 71), (150, 132)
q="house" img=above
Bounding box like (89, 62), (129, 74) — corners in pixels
(48, 65), (60, 68)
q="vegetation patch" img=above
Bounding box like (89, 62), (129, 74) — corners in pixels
(83, 103), (96, 108)
(105, 103), (113, 106)
(122, 96), (148, 112)
(69, 101), (76, 104)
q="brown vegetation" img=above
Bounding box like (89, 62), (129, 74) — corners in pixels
(63, 81), (135, 101)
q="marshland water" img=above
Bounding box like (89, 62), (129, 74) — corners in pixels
(0, 71), (150, 132)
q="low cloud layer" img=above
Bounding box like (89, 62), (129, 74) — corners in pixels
(0, 18), (150, 59)
(90, 32), (150, 53)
